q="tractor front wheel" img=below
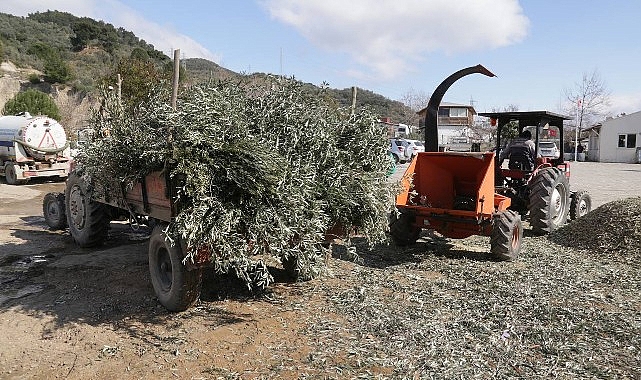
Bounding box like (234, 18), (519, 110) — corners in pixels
(528, 167), (570, 234)
(490, 210), (523, 261)
(389, 210), (421, 246)
(570, 190), (592, 220)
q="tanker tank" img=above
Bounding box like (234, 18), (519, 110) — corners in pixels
(0, 112), (71, 185)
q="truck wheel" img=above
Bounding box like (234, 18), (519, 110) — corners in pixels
(5, 163), (27, 185)
(389, 210), (421, 246)
(570, 190), (592, 220)
(528, 167), (570, 234)
(65, 173), (109, 247)
(490, 210), (523, 261)
(148, 224), (202, 311)
(43, 192), (67, 230)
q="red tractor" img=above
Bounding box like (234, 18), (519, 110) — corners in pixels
(389, 65), (591, 260)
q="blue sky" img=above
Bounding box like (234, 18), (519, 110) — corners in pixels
(1, 0), (640, 119)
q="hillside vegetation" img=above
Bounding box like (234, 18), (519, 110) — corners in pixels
(0, 10), (414, 128)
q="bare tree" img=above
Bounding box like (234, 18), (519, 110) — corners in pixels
(564, 69), (610, 134)
(470, 103), (520, 147)
(398, 87), (430, 126)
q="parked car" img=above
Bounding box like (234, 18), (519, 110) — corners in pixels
(405, 139), (425, 158)
(539, 141), (560, 158)
(390, 139), (408, 164)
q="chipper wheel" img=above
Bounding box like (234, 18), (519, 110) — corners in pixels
(389, 210), (421, 246)
(528, 167), (570, 234)
(65, 172), (110, 247)
(148, 223), (203, 312)
(43, 192), (67, 230)
(570, 190), (592, 220)
(490, 210), (523, 261)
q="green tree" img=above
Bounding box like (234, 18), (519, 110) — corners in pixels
(2, 89), (61, 120)
(109, 58), (164, 110)
(71, 20), (99, 51)
(44, 58), (72, 84)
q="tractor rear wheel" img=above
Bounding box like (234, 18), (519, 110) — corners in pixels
(570, 190), (592, 220)
(528, 167), (570, 234)
(490, 210), (523, 261)
(148, 224), (203, 311)
(65, 173), (110, 247)
(43, 192), (67, 230)
(389, 210), (421, 246)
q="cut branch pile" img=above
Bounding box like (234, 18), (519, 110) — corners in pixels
(77, 77), (395, 288)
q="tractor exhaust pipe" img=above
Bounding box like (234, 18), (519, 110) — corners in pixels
(424, 64), (496, 152)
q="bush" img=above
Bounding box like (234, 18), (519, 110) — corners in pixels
(2, 89), (61, 120)
(28, 73), (41, 84)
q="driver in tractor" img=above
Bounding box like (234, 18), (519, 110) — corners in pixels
(499, 130), (536, 171)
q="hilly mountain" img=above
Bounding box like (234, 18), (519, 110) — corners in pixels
(0, 10), (416, 129)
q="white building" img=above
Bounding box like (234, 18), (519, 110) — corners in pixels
(586, 111), (641, 163)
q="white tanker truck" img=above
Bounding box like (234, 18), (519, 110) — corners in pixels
(0, 112), (71, 184)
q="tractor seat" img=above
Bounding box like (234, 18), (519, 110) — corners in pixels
(508, 151), (534, 171)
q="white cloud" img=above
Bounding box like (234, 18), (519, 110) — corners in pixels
(608, 93), (641, 116)
(264, 0), (529, 79)
(0, 0), (221, 62)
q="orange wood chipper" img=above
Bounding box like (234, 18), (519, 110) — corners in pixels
(390, 65), (591, 260)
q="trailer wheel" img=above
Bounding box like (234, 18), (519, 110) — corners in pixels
(281, 255), (299, 280)
(528, 167), (570, 234)
(65, 173), (109, 247)
(569, 190), (592, 220)
(389, 210), (421, 246)
(148, 224), (202, 311)
(5, 163), (27, 185)
(43, 192), (67, 230)
(490, 210), (523, 261)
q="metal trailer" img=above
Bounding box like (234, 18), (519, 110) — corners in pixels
(45, 169), (209, 311)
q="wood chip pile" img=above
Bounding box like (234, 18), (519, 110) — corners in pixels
(550, 197), (641, 260)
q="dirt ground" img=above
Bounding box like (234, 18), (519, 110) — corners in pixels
(1, 161), (641, 379)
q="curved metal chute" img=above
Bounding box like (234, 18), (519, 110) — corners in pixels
(424, 64), (495, 152)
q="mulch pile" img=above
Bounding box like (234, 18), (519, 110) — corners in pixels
(550, 197), (641, 258)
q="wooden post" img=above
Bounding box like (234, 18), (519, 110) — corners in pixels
(171, 49), (180, 110)
(116, 74), (122, 105)
(351, 86), (357, 115)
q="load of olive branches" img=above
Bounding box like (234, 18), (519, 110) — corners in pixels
(78, 77), (395, 288)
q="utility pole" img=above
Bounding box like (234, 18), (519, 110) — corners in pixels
(574, 100), (581, 162)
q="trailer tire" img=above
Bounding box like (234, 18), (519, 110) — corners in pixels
(389, 210), (421, 246)
(528, 167), (569, 234)
(65, 173), (109, 247)
(43, 192), (67, 230)
(281, 255), (299, 280)
(5, 163), (27, 185)
(569, 190), (591, 220)
(148, 224), (202, 312)
(490, 210), (523, 261)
